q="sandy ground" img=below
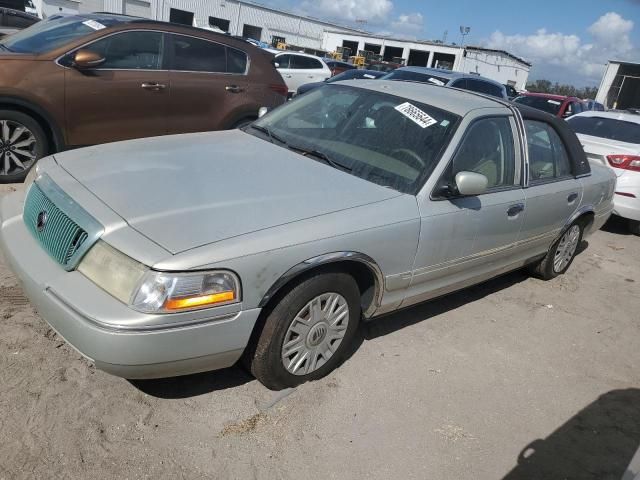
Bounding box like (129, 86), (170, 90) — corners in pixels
(1, 182), (639, 480)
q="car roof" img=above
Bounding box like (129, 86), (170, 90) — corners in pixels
(338, 79), (509, 116)
(393, 66), (504, 87)
(271, 50), (324, 59)
(572, 110), (640, 125)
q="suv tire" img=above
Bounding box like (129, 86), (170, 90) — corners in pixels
(0, 110), (48, 183)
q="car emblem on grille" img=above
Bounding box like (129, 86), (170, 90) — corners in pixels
(36, 211), (48, 232)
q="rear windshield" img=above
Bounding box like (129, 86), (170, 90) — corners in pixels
(0, 15), (125, 54)
(567, 116), (640, 144)
(382, 70), (450, 86)
(514, 95), (562, 115)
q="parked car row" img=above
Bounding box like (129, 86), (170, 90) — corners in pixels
(0, 80), (617, 389)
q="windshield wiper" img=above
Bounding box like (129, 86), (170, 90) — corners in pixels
(287, 144), (353, 173)
(248, 125), (352, 173)
(248, 124), (288, 145)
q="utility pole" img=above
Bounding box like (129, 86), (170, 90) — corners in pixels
(459, 26), (470, 72)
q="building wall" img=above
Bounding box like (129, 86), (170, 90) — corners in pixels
(463, 50), (530, 91)
(596, 62), (620, 106)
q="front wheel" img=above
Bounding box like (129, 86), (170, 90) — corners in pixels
(529, 221), (584, 280)
(244, 271), (361, 390)
(0, 110), (48, 183)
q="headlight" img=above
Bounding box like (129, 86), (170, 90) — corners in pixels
(24, 163), (41, 190)
(78, 241), (241, 313)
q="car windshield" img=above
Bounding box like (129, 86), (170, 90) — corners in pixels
(514, 95), (563, 115)
(567, 116), (640, 144)
(382, 70), (450, 86)
(248, 84), (460, 194)
(0, 15), (124, 54)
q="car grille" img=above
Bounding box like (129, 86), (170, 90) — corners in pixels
(23, 177), (102, 270)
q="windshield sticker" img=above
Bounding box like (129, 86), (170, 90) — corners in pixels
(363, 74), (376, 79)
(547, 100), (561, 105)
(440, 120), (450, 127)
(428, 78), (445, 86)
(83, 19), (107, 30)
(395, 102), (438, 128)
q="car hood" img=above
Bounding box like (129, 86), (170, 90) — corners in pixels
(55, 130), (401, 254)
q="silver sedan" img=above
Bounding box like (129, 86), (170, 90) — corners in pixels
(0, 81), (616, 390)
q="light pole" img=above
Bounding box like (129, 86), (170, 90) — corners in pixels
(459, 26), (470, 72)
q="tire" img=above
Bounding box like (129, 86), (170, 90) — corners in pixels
(244, 271), (361, 390)
(528, 220), (584, 280)
(0, 110), (49, 184)
(629, 220), (640, 236)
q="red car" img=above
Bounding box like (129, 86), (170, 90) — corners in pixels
(514, 93), (586, 119)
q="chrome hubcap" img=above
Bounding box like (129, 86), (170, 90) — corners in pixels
(0, 120), (37, 176)
(282, 292), (349, 376)
(553, 225), (580, 273)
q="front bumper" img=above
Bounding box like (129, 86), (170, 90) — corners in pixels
(0, 191), (260, 379)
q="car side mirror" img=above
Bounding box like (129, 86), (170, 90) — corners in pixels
(73, 49), (105, 69)
(455, 171), (488, 196)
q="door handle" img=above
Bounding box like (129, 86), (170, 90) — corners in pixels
(141, 82), (166, 91)
(307, 75), (314, 78)
(284, 74), (292, 78)
(225, 85), (244, 93)
(567, 192), (579, 204)
(507, 203), (525, 217)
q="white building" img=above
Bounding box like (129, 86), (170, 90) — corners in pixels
(596, 60), (640, 110)
(32, 0), (531, 88)
(322, 32), (531, 90)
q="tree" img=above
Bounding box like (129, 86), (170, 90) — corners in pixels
(525, 79), (598, 99)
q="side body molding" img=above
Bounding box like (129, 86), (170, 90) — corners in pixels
(258, 251), (385, 318)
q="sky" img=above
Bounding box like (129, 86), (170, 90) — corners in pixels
(261, 0), (640, 87)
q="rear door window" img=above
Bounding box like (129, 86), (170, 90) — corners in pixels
(465, 79), (504, 98)
(5, 11), (37, 28)
(169, 34), (226, 73)
(227, 47), (248, 74)
(83, 31), (164, 70)
(525, 120), (572, 182)
(292, 55), (323, 69)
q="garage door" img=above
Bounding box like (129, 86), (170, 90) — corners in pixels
(124, 0), (150, 17)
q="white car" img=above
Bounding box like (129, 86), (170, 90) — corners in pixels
(271, 51), (332, 96)
(568, 110), (640, 235)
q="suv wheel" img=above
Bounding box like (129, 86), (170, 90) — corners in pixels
(245, 271), (361, 390)
(529, 221), (584, 280)
(0, 110), (48, 184)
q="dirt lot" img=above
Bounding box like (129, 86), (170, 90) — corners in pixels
(1, 182), (639, 480)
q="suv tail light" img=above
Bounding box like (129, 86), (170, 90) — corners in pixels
(607, 155), (640, 172)
(269, 83), (288, 97)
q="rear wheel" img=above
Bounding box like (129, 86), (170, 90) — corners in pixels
(529, 221), (584, 280)
(0, 110), (48, 183)
(244, 271), (361, 390)
(629, 220), (640, 236)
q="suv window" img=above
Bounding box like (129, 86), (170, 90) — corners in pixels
(227, 47), (248, 74)
(275, 54), (292, 69)
(84, 31), (163, 70)
(465, 78), (504, 98)
(442, 117), (516, 191)
(170, 34), (226, 73)
(292, 55), (322, 69)
(525, 120), (572, 181)
(5, 11), (37, 28)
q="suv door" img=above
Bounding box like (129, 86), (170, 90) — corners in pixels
(63, 30), (169, 146)
(519, 119), (581, 254)
(165, 33), (249, 133)
(403, 115), (525, 307)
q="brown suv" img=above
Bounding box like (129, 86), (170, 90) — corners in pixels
(0, 13), (288, 182)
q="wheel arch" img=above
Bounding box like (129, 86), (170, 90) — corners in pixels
(0, 96), (65, 153)
(258, 252), (385, 319)
(565, 205), (596, 235)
